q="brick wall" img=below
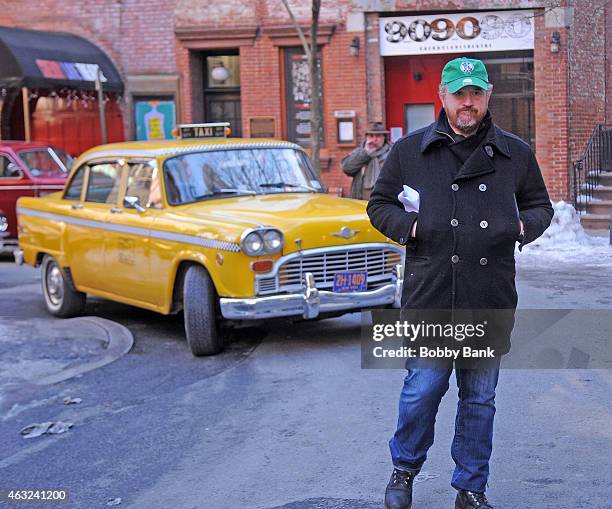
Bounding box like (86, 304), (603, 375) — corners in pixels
(533, 10), (570, 202)
(2, 0), (609, 200)
(567, 0), (607, 165)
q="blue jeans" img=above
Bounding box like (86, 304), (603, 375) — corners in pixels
(389, 358), (501, 493)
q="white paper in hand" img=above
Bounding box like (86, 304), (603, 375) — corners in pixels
(397, 185), (420, 213)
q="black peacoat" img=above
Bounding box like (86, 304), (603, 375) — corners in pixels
(367, 110), (553, 354)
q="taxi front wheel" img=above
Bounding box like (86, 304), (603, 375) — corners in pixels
(183, 264), (224, 356)
(41, 255), (86, 318)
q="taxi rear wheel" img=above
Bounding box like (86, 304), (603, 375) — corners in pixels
(41, 255), (86, 318)
(183, 264), (224, 356)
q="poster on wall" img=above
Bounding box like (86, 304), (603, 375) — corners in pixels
(380, 10), (535, 56)
(284, 47), (324, 147)
(134, 99), (176, 141)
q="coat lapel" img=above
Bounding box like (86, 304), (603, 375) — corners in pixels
(454, 144), (496, 181)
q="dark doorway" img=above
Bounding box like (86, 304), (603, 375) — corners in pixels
(203, 52), (241, 137)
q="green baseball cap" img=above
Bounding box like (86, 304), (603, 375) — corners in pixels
(441, 57), (489, 93)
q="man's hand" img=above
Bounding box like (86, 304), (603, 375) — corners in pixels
(519, 220), (525, 237)
(410, 220), (417, 239)
(364, 141), (378, 154)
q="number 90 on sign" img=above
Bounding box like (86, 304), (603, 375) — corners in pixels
(384, 14), (531, 44)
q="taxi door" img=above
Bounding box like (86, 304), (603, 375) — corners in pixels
(64, 160), (123, 292)
(103, 160), (160, 306)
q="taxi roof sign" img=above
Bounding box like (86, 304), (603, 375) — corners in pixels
(177, 122), (230, 139)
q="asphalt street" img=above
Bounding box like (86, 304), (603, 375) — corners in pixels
(0, 251), (611, 509)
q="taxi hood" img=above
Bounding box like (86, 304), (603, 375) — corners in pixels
(172, 193), (389, 252)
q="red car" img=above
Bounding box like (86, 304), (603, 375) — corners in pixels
(0, 141), (73, 251)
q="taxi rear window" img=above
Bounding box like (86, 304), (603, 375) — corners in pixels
(163, 148), (322, 205)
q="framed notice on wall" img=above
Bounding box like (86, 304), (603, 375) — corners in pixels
(334, 110), (356, 147)
(249, 117), (276, 138)
(134, 97), (176, 141)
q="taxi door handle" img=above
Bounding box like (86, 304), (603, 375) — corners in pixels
(110, 207), (123, 214)
(71, 203), (83, 210)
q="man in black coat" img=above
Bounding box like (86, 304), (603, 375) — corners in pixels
(367, 57), (553, 509)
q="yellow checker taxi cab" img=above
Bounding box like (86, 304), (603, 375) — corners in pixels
(16, 123), (404, 356)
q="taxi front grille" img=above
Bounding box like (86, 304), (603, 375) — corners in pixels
(255, 246), (403, 295)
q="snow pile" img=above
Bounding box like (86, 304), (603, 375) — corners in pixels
(519, 201), (611, 265)
(528, 201), (605, 248)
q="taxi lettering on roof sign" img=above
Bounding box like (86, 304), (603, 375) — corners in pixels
(15, 129), (404, 357)
(178, 122), (229, 139)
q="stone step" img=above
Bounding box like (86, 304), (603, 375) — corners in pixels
(597, 172), (612, 185)
(580, 214), (611, 230)
(591, 186), (612, 200)
(586, 200), (612, 215)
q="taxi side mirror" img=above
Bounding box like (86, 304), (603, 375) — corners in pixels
(124, 195), (146, 213)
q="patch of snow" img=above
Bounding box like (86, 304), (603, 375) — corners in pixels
(518, 201), (611, 265)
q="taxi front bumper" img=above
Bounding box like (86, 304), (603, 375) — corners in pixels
(219, 267), (403, 320)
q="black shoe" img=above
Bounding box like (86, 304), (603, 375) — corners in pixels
(384, 468), (418, 509)
(455, 490), (494, 509)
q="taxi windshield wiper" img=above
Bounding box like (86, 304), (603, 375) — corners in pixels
(195, 188), (256, 199)
(259, 182), (317, 192)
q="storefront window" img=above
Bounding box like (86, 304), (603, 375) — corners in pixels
(482, 56), (535, 146)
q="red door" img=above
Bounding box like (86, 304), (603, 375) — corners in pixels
(31, 95), (124, 156)
(385, 54), (449, 139)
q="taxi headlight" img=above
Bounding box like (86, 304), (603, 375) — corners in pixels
(263, 230), (283, 253)
(242, 231), (264, 256)
(241, 228), (284, 256)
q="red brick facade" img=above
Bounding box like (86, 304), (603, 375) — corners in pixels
(1, 0), (611, 201)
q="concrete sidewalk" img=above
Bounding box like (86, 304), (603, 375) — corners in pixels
(0, 316), (133, 412)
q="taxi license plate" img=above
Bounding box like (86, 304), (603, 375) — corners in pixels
(333, 271), (367, 293)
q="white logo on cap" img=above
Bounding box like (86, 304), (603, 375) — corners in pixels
(460, 61), (474, 73)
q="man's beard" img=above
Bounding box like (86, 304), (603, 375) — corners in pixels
(449, 108), (486, 136)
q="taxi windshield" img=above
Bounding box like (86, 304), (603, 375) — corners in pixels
(163, 148), (324, 205)
(18, 148), (73, 178)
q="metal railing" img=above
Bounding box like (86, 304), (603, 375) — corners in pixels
(573, 124), (612, 213)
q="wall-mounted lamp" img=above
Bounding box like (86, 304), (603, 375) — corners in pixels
(550, 31), (561, 53)
(350, 36), (360, 56)
(211, 62), (230, 83)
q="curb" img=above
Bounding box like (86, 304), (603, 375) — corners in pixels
(34, 316), (134, 385)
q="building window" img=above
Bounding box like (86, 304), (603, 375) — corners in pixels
(283, 47), (324, 147)
(482, 55), (534, 146)
(204, 53), (241, 137)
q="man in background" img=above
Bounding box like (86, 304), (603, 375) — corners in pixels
(341, 121), (392, 200)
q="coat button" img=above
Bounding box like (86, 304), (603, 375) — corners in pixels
(479, 183), (487, 192)
(451, 255), (460, 264)
(480, 257), (488, 266)
(480, 220), (488, 228)
(451, 219), (459, 227)
(451, 184), (459, 191)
